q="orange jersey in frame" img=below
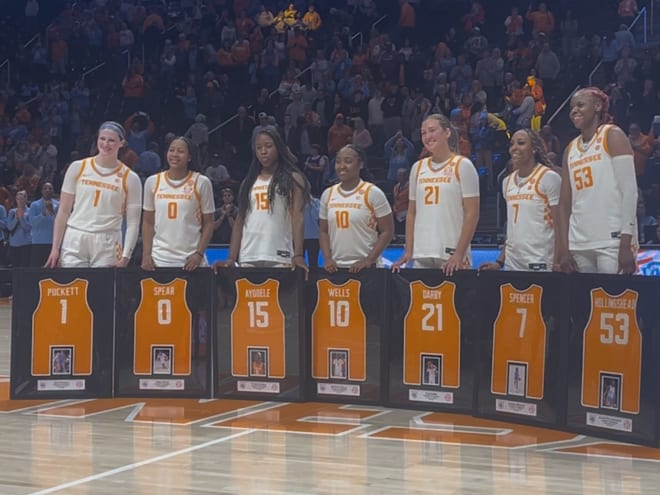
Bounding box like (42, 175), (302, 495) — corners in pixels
(134, 278), (192, 375)
(491, 284), (546, 399)
(403, 281), (461, 387)
(32, 279), (93, 376)
(231, 279), (285, 378)
(581, 288), (642, 414)
(311, 279), (366, 381)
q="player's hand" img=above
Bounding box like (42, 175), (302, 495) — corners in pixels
(348, 259), (372, 273)
(618, 244), (637, 275)
(183, 252), (203, 271)
(478, 261), (501, 272)
(323, 256), (339, 273)
(141, 254), (156, 271)
(558, 250), (578, 273)
(115, 256), (130, 268)
(212, 259), (236, 272)
(292, 255), (309, 273)
(44, 250), (59, 269)
(442, 253), (464, 276)
(392, 252), (412, 272)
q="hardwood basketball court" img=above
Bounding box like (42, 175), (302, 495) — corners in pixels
(1, 300), (659, 494)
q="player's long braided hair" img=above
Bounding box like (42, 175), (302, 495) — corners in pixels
(237, 126), (309, 215)
(574, 87), (611, 123)
(512, 128), (553, 168)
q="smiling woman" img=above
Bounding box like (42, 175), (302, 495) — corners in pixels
(45, 121), (142, 269)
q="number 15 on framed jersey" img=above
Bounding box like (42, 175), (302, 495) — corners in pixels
(11, 269), (115, 399)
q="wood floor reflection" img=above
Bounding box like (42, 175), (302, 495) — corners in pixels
(1, 302), (659, 495)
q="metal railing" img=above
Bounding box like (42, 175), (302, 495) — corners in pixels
(0, 59), (9, 87)
(547, 6), (648, 125)
(588, 6), (647, 87)
(372, 15), (388, 32)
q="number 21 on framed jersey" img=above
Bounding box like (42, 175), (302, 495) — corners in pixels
(403, 281), (460, 387)
(490, 284), (546, 400)
(32, 279), (93, 376)
(581, 288), (642, 415)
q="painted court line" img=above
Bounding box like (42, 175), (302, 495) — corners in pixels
(27, 429), (254, 495)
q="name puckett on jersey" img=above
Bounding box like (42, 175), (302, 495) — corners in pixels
(491, 284), (546, 399)
(134, 278), (192, 375)
(311, 279), (366, 381)
(231, 278), (286, 378)
(581, 288), (642, 414)
(32, 279), (93, 376)
(403, 280), (461, 387)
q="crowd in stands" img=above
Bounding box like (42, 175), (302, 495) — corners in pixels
(0, 0), (659, 267)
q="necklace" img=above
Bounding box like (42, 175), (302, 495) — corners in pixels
(576, 126), (601, 155)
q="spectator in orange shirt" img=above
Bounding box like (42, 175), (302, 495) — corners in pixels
(231, 35), (251, 65)
(235, 10), (255, 38)
(629, 122), (652, 178)
(216, 41), (235, 67)
(527, 3), (555, 36)
(50, 35), (68, 75)
(618, 0), (638, 25)
(287, 27), (309, 66)
(327, 113), (353, 156)
(504, 7), (524, 46)
(302, 4), (322, 31)
(399, 0), (415, 43)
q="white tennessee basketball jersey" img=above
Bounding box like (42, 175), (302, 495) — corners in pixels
(503, 164), (560, 271)
(566, 125), (637, 250)
(240, 176), (294, 264)
(143, 171), (215, 267)
(409, 155), (480, 261)
(65, 158), (134, 233)
(319, 180), (391, 267)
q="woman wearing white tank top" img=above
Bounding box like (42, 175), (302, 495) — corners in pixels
(393, 113), (480, 276)
(214, 126), (310, 269)
(557, 87), (638, 274)
(479, 129), (561, 272)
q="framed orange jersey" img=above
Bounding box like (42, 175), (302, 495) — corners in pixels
(491, 284), (546, 400)
(11, 269), (115, 399)
(581, 288), (642, 414)
(390, 270), (479, 412)
(215, 269), (305, 401)
(231, 278), (286, 378)
(114, 269), (214, 398)
(566, 275), (660, 447)
(311, 279), (366, 381)
(134, 278), (192, 376)
(31, 278), (93, 376)
(403, 280), (461, 388)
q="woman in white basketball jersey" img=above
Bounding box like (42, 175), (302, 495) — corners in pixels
(319, 145), (394, 272)
(217, 126), (309, 269)
(45, 121), (142, 268)
(141, 137), (215, 270)
(393, 113), (480, 275)
(557, 87), (638, 274)
(480, 129), (561, 272)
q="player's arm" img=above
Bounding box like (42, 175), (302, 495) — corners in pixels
(290, 172), (308, 271)
(185, 177), (216, 271)
(118, 171), (143, 268)
(45, 160), (82, 268)
(356, 187), (394, 272)
(608, 126), (637, 274)
(141, 177), (156, 270)
(557, 147), (577, 272)
(542, 169), (562, 270)
(393, 161), (419, 271)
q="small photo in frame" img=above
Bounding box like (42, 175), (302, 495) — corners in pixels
(422, 355), (441, 386)
(600, 374), (621, 411)
(152, 347), (172, 375)
(51, 347), (72, 375)
(329, 350), (348, 380)
(507, 363), (527, 397)
(249, 348), (267, 377)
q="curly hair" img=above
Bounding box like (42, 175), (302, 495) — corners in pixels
(510, 128), (553, 168)
(237, 126), (309, 215)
